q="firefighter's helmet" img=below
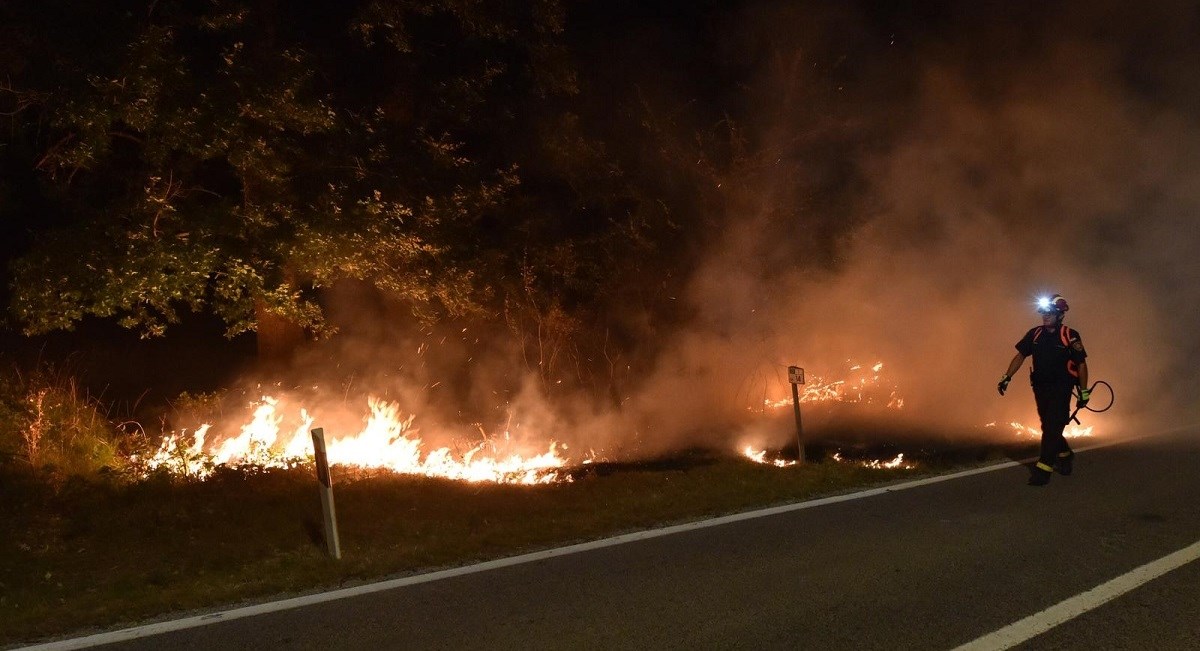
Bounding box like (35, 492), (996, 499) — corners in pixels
(1036, 294), (1069, 314)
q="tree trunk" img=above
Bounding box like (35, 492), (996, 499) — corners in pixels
(255, 299), (305, 364)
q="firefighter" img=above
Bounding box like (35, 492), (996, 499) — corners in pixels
(997, 294), (1090, 486)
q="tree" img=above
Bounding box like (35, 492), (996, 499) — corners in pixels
(2, 0), (572, 361)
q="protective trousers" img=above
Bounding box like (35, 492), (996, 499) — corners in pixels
(1033, 382), (1075, 468)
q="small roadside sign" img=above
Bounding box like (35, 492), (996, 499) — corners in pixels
(787, 366), (805, 463)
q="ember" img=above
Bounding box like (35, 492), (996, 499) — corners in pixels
(741, 446), (915, 470)
(831, 452), (914, 470)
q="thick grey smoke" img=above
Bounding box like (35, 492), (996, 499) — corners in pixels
(627, 0), (1200, 453)
(202, 1), (1200, 461)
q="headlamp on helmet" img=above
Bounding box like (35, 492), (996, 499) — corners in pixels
(1036, 294), (1069, 314)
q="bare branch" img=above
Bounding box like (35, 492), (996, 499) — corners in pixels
(34, 133), (76, 172)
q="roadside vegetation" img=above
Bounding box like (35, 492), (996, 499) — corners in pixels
(0, 361), (1030, 647)
(0, 361), (123, 477)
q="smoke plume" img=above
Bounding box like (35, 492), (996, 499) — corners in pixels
(206, 1), (1200, 461)
(608, 0), (1200, 453)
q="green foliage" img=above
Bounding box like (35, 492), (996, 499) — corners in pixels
(0, 362), (121, 476)
(1, 0), (691, 396)
(3, 0), (573, 341)
(167, 390), (228, 425)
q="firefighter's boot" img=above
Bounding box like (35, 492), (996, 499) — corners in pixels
(1055, 452), (1074, 476)
(1028, 462), (1053, 486)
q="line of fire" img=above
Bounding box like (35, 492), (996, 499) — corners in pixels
(133, 358), (1097, 484)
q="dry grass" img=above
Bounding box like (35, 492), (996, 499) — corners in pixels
(0, 360), (122, 476)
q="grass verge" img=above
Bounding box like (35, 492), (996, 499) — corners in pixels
(0, 444), (1031, 647)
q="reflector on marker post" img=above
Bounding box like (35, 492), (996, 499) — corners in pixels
(311, 428), (342, 560)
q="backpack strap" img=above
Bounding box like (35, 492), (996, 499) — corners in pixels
(1063, 326), (1080, 378)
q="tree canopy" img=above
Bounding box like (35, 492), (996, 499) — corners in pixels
(1, 0), (875, 394)
(1, 0), (587, 342)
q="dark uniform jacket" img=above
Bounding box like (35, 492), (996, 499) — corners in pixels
(1016, 325), (1087, 387)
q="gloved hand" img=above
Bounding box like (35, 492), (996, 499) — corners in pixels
(1076, 387), (1091, 410)
(997, 374), (1011, 396)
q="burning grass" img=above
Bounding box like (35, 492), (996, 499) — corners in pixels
(137, 393), (583, 485)
(0, 443), (1020, 647)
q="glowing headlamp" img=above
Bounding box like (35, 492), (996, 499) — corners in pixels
(1037, 296), (1052, 311)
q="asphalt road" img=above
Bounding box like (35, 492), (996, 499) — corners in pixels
(56, 429), (1200, 650)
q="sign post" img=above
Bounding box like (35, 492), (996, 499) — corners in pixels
(311, 427), (342, 560)
(787, 366), (806, 463)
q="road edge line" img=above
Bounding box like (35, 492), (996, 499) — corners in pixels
(952, 539), (1200, 651)
(17, 434), (1147, 650)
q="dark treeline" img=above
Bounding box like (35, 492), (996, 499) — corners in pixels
(0, 0), (1035, 407)
(4, 0), (1200, 429)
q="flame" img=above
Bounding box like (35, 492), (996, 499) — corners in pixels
(139, 355), (1100, 485)
(761, 361), (904, 410)
(741, 447), (914, 470)
(1008, 420), (1094, 442)
(139, 395), (573, 484)
(984, 421), (1095, 439)
(213, 396), (316, 465)
(141, 423), (212, 476)
(830, 452), (915, 470)
(741, 446), (798, 467)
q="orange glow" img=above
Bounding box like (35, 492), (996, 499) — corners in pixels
(760, 360), (904, 410)
(983, 421), (1095, 439)
(139, 358), (1100, 484)
(830, 451), (915, 470)
(741, 446), (797, 467)
(741, 446), (915, 470)
(138, 395), (575, 484)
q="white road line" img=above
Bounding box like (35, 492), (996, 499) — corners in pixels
(953, 539), (1200, 651)
(16, 435), (1144, 650)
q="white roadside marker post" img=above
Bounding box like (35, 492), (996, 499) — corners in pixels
(788, 366), (806, 463)
(311, 427), (342, 560)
